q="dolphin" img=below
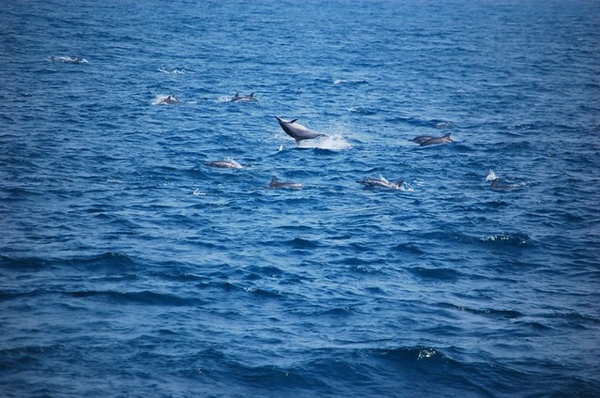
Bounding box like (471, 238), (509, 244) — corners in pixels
(409, 133), (453, 146)
(230, 92), (256, 102)
(486, 170), (515, 190)
(269, 176), (303, 189)
(410, 135), (437, 145)
(207, 158), (243, 169)
(163, 95), (182, 104)
(275, 116), (328, 145)
(490, 179), (515, 190)
(358, 176), (405, 190)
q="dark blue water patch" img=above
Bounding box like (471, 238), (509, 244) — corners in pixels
(65, 289), (206, 307)
(0, 256), (50, 270)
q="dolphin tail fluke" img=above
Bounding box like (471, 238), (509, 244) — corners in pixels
(275, 116), (298, 124)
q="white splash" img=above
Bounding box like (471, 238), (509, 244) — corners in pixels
(486, 169), (498, 181)
(49, 55), (89, 64)
(158, 68), (187, 74)
(333, 78), (368, 85)
(297, 134), (352, 150)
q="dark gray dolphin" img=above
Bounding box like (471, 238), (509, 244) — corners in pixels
(275, 116), (328, 145)
(358, 176), (405, 190)
(486, 170), (515, 190)
(409, 133), (453, 146)
(207, 159), (243, 169)
(230, 92), (256, 102)
(490, 179), (515, 190)
(163, 95), (182, 104)
(269, 176), (303, 189)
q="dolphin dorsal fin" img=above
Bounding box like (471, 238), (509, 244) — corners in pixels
(233, 92), (239, 98)
(289, 118), (298, 123)
(249, 93), (254, 97)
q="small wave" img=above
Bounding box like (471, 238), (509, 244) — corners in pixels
(391, 243), (426, 255)
(289, 237), (321, 249)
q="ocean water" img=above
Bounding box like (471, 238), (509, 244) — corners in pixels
(1, 0), (599, 397)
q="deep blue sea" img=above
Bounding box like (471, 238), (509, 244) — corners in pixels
(1, 0), (600, 397)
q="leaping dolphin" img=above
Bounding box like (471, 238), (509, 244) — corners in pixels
(275, 116), (328, 145)
(409, 133), (453, 146)
(230, 92), (256, 102)
(269, 176), (303, 189)
(358, 176), (405, 190)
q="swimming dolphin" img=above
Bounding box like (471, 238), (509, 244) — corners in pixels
(230, 92), (256, 102)
(207, 158), (243, 169)
(490, 179), (514, 190)
(269, 176), (303, 189)
(486, 170), (515, 190)
(275, 116), (328, 145)
(163, 95), (182, 104)
(358, 176), (405, 190)
(409, 133), (453, 146)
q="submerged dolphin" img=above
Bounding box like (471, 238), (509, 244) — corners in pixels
(230, 92), (256, 102)
(269, 176), (303, 189)
(409, 133), (453, 146)
(207, 158), (243, 169)
(275, 116), (327, 145)
(50, 56), (89, 64)
(358, 176), (405, 190)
